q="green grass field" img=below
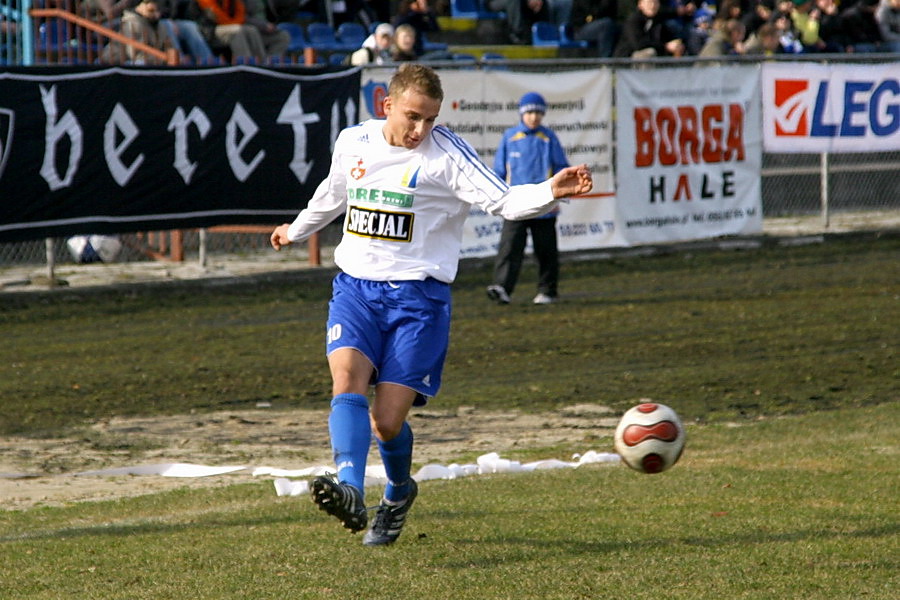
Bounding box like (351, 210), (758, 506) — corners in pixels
(1, 233), (898, 598)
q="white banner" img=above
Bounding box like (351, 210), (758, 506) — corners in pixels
(360, 68), (621, 257)
(761, 62), (900, 153)
(615, 66), (763, 245)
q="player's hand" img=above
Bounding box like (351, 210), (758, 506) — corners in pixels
(550, 164), (592, 199)
(270, 224), (292, 251)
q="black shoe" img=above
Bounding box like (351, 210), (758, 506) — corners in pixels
(508, 32), (528, 45)
(310, 476), (368, 533)
(362, 479), (418, 546)
(486, 285), (511, 304)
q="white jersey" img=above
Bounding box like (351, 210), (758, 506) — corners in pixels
(286, 119), (559, 283)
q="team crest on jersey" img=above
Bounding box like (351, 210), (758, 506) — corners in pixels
(350, 159), (366, 179)
(350, 158), (366, 180)
(345, 205), (413, 242)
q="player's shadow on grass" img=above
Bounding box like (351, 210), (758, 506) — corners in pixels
(435, 522), (900, 569)
(0, 511), (307, 543)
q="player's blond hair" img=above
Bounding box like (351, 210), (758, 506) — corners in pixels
(388, 63), (444, 102)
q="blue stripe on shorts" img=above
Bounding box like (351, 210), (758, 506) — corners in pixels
(326, 273), (451, 404)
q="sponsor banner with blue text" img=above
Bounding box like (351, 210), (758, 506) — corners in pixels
(0, 66), (359, 242)
(761, 62), (900, 153)
(360, 68), (621, 257)
(616, 66), (763, 245)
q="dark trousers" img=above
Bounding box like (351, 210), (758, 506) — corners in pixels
(492, 217), (559, 297)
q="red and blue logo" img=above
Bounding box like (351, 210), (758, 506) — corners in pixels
(773, 77), (900, 139)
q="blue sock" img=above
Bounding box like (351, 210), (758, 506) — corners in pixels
(377, 422), (414, 502)
(328, 393), (371, 495)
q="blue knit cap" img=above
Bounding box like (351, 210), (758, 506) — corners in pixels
(519, 92), (547, 115)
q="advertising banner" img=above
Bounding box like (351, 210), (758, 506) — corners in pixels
(0, 66), (360, 242)
(359, 67), (621, 257)
(761, 62), (900, 153)
(616, 66), (763, 245)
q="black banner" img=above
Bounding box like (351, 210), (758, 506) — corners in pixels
(0, 65), (360, 242)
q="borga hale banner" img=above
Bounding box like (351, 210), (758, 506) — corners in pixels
(615, 66), (763, 245)
(359, 68), (621, 258)
(0, 66), (360, 242)
(761, 62), (900, 153)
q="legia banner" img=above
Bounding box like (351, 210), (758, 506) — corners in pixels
(616, 66), (763, 245)
(761, 62), (900, 154)
(0, 66), (360, 242)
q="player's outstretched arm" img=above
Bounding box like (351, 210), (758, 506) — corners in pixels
(270, 224), (292, 251)
(550, 164), (593, 199)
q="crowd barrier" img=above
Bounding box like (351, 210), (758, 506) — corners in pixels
(0, 55), (897, 276)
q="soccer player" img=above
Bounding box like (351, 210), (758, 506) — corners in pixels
(270, 64), (592, 547)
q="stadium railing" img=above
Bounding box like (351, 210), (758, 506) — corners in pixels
(0, 49), (897, 276)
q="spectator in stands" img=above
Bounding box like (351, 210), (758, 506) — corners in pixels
(364, 0), (392, 24)
(490, 0), (550, 44)
(663, 0), (699, 52)
(689, 5), (714, 54)
(715, 0), (743, 22)
(840, 0), (887, 52)
(550, 0), (575, 28)
(742, 0), (774, 39)
(569, 0), (619, 57)
(392, 0), (440, 55)
(1, 11), (21, 63)
(81, 0), (134, 24)
(245, 0), (289, 55)
(390, 22), (419, 60)
(876, 0), (900, 51)
(196, 0), (287, 61)
(101, 0), (175, 63)
(744, 20), (786, 53)
(813, 0), (844, 51)
(0, 14), (17, 36)
(789, 0), (829, 51)
(770, 1), (804, 52)
(157, 0), (215, 63)
(349, 21), (394, 64)
(613, 0), (685, 57)
(329, 0), (367, 27)
(699, 17), (746, 54)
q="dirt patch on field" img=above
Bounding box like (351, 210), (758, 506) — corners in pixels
(0, 404), (620, 510)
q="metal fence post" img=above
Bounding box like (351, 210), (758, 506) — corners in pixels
(820, 152), (830, 230)
(44, 237), (55, 284)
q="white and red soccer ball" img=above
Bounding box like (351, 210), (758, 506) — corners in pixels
(614, 402), (686, 474)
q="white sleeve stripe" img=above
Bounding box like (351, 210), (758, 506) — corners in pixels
(432, 126), (508, 194)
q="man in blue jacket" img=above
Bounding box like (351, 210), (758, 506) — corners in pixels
(487, 92), (570, 305)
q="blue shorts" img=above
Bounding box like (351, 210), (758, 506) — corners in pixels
(326, 272), (452, 405)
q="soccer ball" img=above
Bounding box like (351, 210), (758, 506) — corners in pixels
(614, 402), (685, 474)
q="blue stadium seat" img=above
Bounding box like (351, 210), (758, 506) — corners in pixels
(531, 21), (560, 47)
(559, 23), (590, 49)
(39, 21), (75, 53)
(306, 22), (339, 51)
(328, 52), (348, 65)
(277, 22), (307, 53)
(481, 51), (509, 68)
(336, 22), (367, 50)
(421, 32), (448, 52)
(450, 0), (505, 19)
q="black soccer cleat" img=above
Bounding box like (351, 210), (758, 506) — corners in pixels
(362, 479), (418, 547)
(310, 475), (368, 533)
